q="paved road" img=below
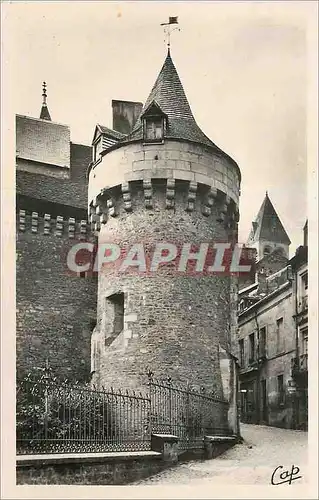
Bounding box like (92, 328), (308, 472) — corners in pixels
(135, 424), (308, 486)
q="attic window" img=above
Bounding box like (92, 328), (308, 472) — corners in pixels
(144, 117), (164, 142)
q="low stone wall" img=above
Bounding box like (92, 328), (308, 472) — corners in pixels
(16, 435), (238, 485)
(16, 451), (165, 485)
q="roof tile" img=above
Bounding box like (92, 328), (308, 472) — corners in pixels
(124, 51), (225, 151)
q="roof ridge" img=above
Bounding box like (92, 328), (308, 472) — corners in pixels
(97, 124), (125, 139)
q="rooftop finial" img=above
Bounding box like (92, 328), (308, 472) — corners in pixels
(42, 81), (47, 105)
(40, 81), (52, 121)
(161, 16), (180, 53)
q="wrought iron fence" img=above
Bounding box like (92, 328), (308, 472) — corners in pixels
(17, 367), (231, 455)
(148, 373), (231, 450)
(16, 368), (151, 455)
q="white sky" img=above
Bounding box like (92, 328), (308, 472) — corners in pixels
(5, 1), (311, 253)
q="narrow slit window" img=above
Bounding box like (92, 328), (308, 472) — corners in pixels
(105, 292), (125, 343)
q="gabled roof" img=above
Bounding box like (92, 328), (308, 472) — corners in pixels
(247, 193), (291, 245)
(92, 124), (125, 144)
(124, 50), (232, 153)
(141, 100), (168, 118)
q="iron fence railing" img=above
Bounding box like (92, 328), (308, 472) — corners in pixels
(148, 372), (231, 450)
(17, 367), (231, 455)
(16, 368), (151, 455)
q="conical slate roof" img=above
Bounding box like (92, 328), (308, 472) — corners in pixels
(247, 193), (291, 245)
(124, 50), (220, 150)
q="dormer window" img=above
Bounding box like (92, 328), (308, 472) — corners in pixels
(141, 100), (167, 144)
(144, 117), (164, 141)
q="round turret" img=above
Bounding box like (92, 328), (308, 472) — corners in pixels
(88, 51), (241, 401)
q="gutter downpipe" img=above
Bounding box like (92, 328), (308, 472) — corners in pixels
(292, 266), (299, 429)
(254, 309), (261, 425)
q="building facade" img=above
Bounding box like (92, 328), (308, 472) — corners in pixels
(238, 200), (308, 429)
(290, 233), (308, 429)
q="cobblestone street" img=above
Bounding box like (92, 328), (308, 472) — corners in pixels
(134, 424), (308, 486)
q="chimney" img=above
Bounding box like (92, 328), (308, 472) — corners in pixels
(257, 268), (268, 295)
(112, 100), (143, 135)
(303, 219), (308, 247)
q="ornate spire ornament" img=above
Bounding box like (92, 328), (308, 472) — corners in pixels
(42, 81), (47, 105)
(40, 81), (52, 121)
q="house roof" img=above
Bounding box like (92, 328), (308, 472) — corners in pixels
(16, 114), (70, 169)
(247, 193), (291, 245)
(123, 50), (237, 158)
(238, 280), (291, 320)
(141, 100), (168, 118)
(93, 124), (125, 143)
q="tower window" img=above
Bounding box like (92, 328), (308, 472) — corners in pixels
(105, 292), (124, 340)
(144, 117), (164, 142)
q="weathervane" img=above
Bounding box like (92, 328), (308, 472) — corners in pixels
(161, 16), (180, 51)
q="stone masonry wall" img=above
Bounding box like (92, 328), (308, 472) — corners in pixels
(88, 140), (240, 208)
(17, 143), (92, 210)
(88, 138), (241, 436)
(91, 180), (237, 398)
(16, 215), (97, 382)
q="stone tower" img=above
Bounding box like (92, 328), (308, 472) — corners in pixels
(88, 50), (241, 400)
(247, 192), (291, 261)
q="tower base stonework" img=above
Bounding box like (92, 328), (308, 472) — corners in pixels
(90, 178), (238, 400)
